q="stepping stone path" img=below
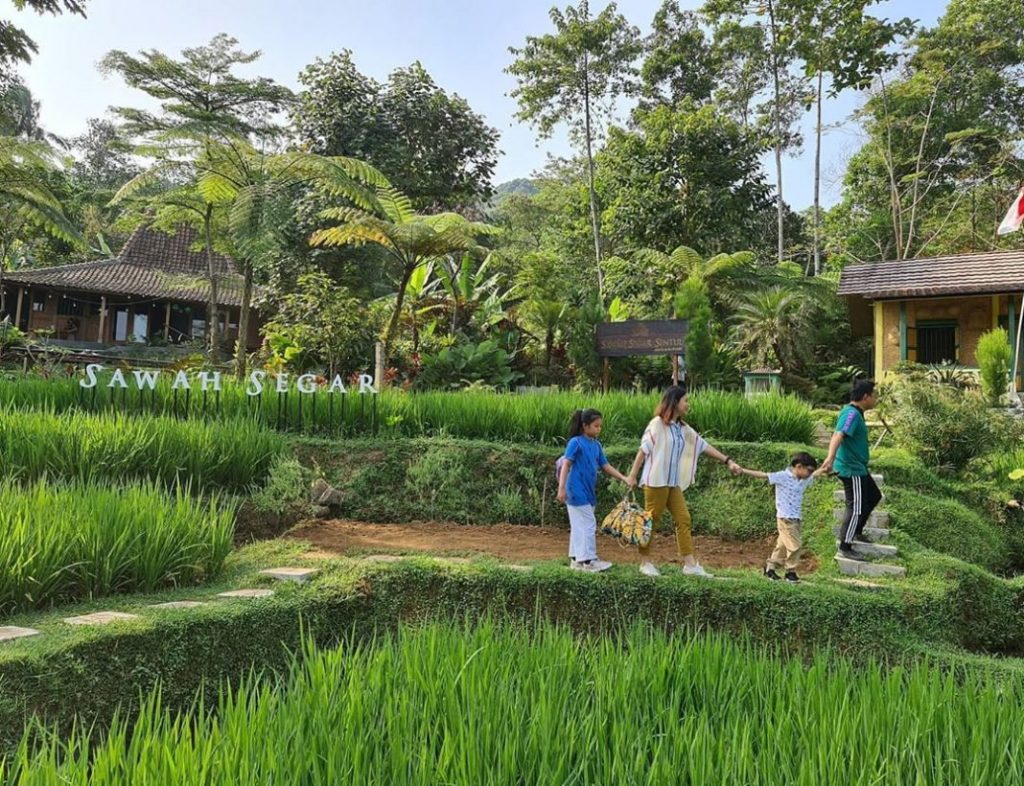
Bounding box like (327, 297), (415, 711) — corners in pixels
(260, 567), (319, 583)
(833, 579), (886, 591)
(833, 474), (906, 579)
(216, 589), (275, 599)
(149, 601), (208, 609)
(63, 611), (139, 626)
(0, 626), (41, 643)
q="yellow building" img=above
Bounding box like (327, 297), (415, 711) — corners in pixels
(838, 250), (1023, 387)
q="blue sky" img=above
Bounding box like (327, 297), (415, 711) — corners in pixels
(16, 0), (941, 209)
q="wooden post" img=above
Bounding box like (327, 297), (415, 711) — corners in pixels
(97, 296), (107, 343)
(164, 302), (171, 340)
(602, 358), (610, 394)
(14, 288), (23, 328)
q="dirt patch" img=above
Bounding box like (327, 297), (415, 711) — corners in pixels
(287, 519), (819, 573)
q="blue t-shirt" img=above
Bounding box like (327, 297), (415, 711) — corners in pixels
(561, 435), (608, 506)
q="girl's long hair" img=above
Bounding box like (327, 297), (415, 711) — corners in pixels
(568, 408), (602, 439)
(654, 385), (689, 423)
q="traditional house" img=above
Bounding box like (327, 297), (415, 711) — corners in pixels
(1, 225), (262, 350)
(838, 250), (1023, 387)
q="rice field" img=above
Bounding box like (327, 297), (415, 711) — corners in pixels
(0, 479), (235, 614)
(0, 375), (816, 444)
(4, 622), (1021, 784)
(0, 407), (284, 491)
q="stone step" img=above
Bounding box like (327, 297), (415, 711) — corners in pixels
(63, 611), (139, 626)
(834, 556), (906, 578)
(833, 490), (887, 505)
(832, 578), (886, 591)
(836, 540), (899, 558)
(873, 474), (884, 486)
(217, 589), (274, 599)
(260, 567), (319, 583)
(149, 601), (208, 609)
(833, 508), (890, 528)
(0, 626), (41, 642)
(833, 526), (890, 543)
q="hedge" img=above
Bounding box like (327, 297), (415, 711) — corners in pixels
(2, 558), (1022, 754)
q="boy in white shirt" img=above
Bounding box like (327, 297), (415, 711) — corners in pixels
(740, 452), (823, 583)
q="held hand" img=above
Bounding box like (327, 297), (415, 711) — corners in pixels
(624, 475), (637, 489)
(728, 461), (743, 477)
(819, 459), (833, 474)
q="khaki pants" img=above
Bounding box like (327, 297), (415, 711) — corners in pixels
(639, 486), (693, 558)
(766, 517), (802, 572)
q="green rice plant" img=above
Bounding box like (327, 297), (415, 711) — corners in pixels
(0, 407), (284, 491)
(0, 376), (815, 444)
(0, 478), (235, 614)
(5, 621), (1022, 784)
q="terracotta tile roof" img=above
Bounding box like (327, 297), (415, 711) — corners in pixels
(838, 250), (1024, 299)
(4, 226), (252, 307)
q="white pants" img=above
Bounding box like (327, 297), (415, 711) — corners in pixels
(567, 505), (598, 562)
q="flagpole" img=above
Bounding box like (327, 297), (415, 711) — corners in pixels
(1013, 292), (1023, 405)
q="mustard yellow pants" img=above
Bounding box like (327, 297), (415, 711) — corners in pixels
(639, 486), (693, 557)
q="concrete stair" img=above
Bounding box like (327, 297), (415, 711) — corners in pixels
(832, 474), (906, 579)
(833, 508), (889, 528)
(833, 526), (890, 543)
(834, 490), (886, 505)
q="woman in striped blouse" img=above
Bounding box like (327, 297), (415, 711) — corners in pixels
(627, 385), (742, 577)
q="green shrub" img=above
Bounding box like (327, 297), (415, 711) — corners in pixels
(977, 328), (1013, 406)
(250, 456), (311, 516)
(879, 373), (1009, 470)
(0, 479), (235, 614)
(416, 340), (521, 390)
(9, 621), (1024, 785)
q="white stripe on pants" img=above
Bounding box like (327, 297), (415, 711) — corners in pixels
(567, 505), (598, 562)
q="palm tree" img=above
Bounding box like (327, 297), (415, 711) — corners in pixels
(730, 286), (813, 374)
(194, 138), (387, 377)
(632, 245), (758, 314)
(0, 136), (80, 314)
(311, 188), (496, 363)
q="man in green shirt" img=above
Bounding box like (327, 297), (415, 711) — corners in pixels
(820, 380), (881, 562)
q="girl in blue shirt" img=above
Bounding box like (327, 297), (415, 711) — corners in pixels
(556, 408), (635, 572)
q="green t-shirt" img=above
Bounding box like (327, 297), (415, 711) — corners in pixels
(834, 404), (869, 477)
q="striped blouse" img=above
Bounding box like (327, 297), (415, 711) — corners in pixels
(639, 417), (708, 490)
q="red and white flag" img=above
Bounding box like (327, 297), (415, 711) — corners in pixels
(998, 186), (1024, 235)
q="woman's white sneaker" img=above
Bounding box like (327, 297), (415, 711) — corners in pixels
(639, 561), (661, 577)
(682, 562), (714, 578)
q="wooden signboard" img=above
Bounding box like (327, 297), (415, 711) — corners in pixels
(595, 319), (688, 357)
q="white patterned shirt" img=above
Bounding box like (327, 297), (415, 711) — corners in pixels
(767, 469), (814, 520)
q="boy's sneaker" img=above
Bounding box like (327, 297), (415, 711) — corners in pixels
(836, 544), (867, 562)
(591, 559), (613, 572)
(784, 571), (800, 584)
(764, 568), (782, 581)
(639, 561), (661, 577)
(682, 562), (714, 579)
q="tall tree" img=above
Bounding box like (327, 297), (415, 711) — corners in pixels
(782, 0), (914, 274)
(0, 0), (85, 69)
(293, 51), (499, 211)
(703, 0), (806, 264)
(310, 187), (496, 363)
(101, 34), (294, 354)
(598, 102), (771, 257)
(0, 137), (80, 313)
(638, 2), (718, 109)
(507, 0), (642, 303)
(187, 137), (387, 377)
(829, 0), (1024, 263)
